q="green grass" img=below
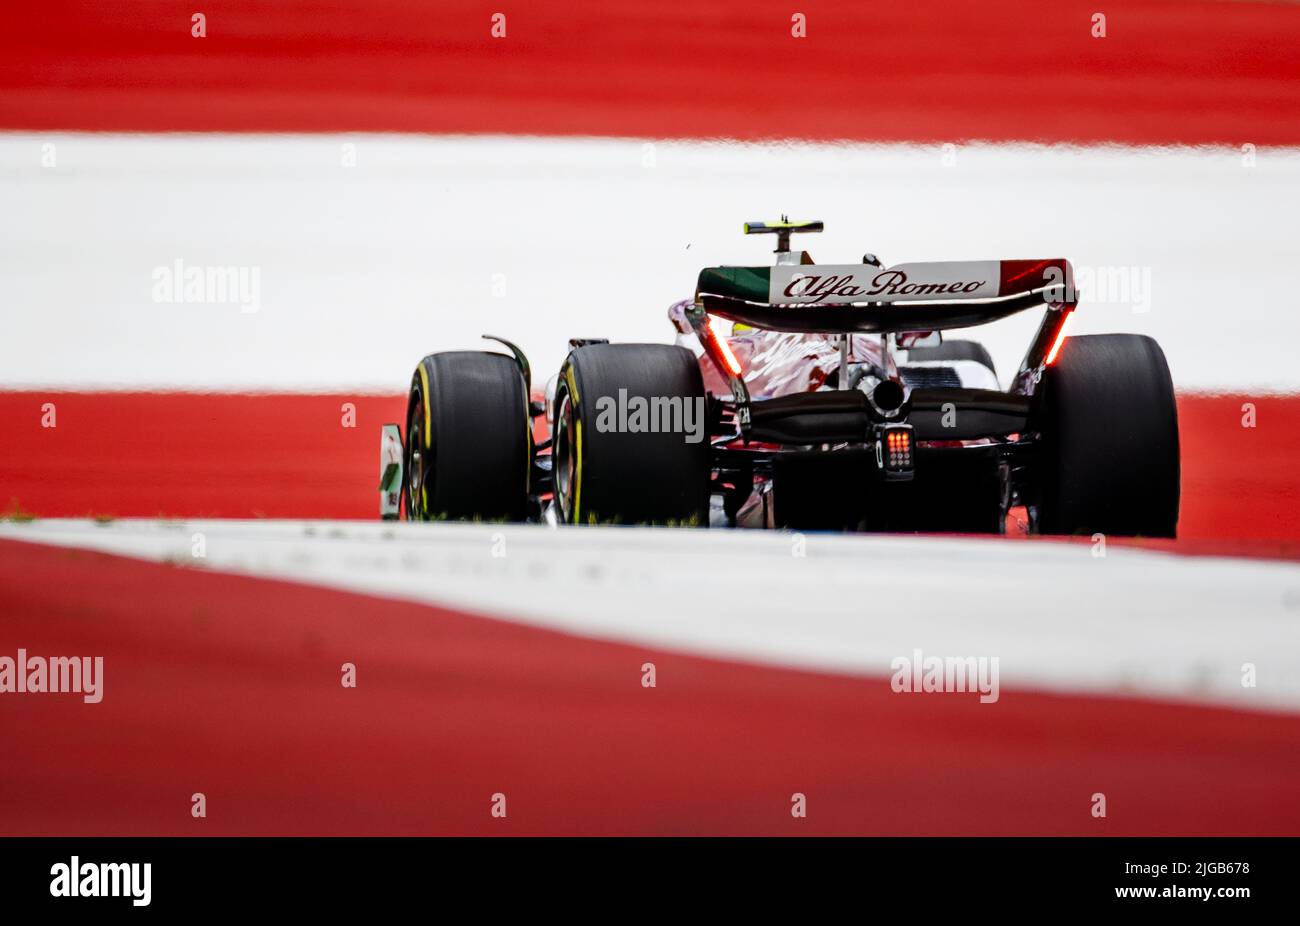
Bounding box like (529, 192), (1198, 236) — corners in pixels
(1, 500), (36, 523)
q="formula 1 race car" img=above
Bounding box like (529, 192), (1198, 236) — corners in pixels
(380, 219), (1180, 536)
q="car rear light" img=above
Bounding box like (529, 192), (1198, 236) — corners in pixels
(707, 315), (744, 378)
(875, 424), (915, 481)
(1045, 314), (1073, 366)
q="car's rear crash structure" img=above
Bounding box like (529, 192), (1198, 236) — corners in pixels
(382, 220), (1180, 536)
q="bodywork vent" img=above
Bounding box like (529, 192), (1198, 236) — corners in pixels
(899, 365), (963, 390)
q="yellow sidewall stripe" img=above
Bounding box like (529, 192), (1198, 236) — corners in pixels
(565, 365), (582, 524)
(574, 417), (583, 524)
(414, 362), (433, 519)
(417, 363), (433, 449)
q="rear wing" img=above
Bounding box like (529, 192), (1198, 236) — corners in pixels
(696, 259), (1075, 334)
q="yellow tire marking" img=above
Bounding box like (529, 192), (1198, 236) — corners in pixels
(417, 362), (432, 449)
(565, 365), (582, 524)
(574, 417), (583, 524)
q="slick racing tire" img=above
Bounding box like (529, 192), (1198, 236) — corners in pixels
(403, 351), (530, 521)
(906, 338), (997, 376)
(1034, 333), (1180, 538)
(552, 343), (710, 526)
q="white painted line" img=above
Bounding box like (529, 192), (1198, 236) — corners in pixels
(5, 518), (1299, 712)
(2, 134), (1299, 393)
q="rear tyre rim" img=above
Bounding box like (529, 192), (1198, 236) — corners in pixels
(405, 385), (427, 521)
(553, 389), (576, 523)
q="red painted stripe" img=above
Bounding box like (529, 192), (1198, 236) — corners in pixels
(998, 259), (1068, 297)
(3, 391), (1298, 550)
(2, 1), (1298, 145)
(0, 392), (407, 521)
(1178, 392), (1300, 543)
(1, 538), (1296, 836)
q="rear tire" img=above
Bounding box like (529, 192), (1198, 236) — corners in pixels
(906, 338), (997, 376)
(403, 351), (530, 521)
(1034, 334), (1180, 537)
(553, 344), (710, 525)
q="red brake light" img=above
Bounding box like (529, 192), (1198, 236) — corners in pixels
(708, 316), (744, 378)
(1045, 314), (1073, 366)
